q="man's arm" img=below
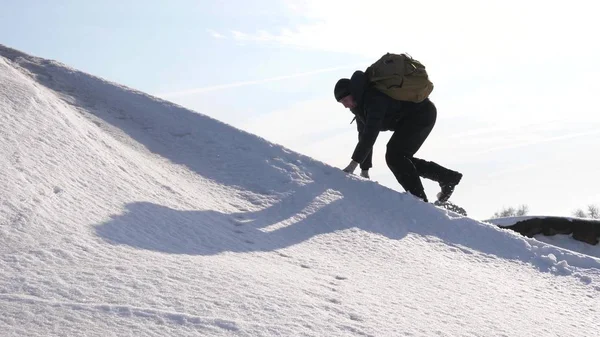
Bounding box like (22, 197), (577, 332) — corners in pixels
(351, 95), (385, 164)
(355, 118), (373, 170)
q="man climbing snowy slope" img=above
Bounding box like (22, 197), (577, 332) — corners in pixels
(334, 53), (462, 204)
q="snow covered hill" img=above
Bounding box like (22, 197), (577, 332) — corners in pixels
(1, 44), (599, 337)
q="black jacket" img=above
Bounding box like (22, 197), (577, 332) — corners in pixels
(348, 70), (434, 165)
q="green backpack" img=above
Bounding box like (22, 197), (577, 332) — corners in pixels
(366, 53), (434, 103)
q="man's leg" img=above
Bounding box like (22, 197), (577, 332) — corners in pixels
(412, 158), (462, 184)
(412, 158), (462, 202)
(385, 101), (437, 202)
(385, 150), (428, 201)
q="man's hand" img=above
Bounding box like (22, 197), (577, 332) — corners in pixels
(360, 170), (370, 179)
(342, 160), (359, 174)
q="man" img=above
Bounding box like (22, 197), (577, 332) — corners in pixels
(334, 70), (462, 203)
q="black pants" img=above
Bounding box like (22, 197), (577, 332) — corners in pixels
(385, 100), (456, 201)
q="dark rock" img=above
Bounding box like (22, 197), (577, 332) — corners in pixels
(501, 217), (600, 245)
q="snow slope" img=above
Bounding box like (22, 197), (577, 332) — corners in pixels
(1, 44), (599, 337)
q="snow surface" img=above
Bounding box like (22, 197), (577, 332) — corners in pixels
(1, 44), (599, 337)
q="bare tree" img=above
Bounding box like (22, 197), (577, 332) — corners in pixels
(574, 204), (600, 219)
(492, 204), (529, 218)
(516, 204), (529, 216)
(588, 205), (599, 219)
(493, 207), (514, 218)
(573, 209), (587, 218)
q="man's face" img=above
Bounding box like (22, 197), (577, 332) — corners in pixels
(339, 95), (357, 109)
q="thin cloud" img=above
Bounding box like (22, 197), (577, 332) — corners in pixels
(207, 29), (225, 39)
(225, 0), (599, 62)
(470, 129), (600, 156)
(157, 64), (365, 98)
(446, 119), (567, 140)
(231, 30), (247, 40)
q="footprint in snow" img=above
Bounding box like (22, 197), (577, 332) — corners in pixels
(327, 298), (342, 304)
(349, 313), (364, 322)
(228, 218), (246, 227)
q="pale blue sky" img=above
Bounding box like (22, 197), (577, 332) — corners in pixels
(2, 0), (599, 219)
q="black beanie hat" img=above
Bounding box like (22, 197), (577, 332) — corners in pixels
(334, 78), (351, 101)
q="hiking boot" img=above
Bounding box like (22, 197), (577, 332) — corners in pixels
(437, 172), (462, 203)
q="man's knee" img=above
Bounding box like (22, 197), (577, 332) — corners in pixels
(385, 150), (412, 170)
(385, 150), (396, 168)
